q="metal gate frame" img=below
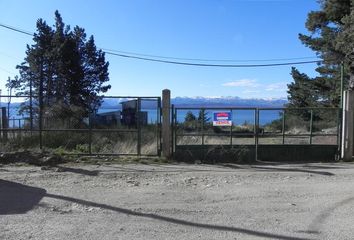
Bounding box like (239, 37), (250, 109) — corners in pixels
(0, 95), (162, 157)
(171, 106), (341, 161)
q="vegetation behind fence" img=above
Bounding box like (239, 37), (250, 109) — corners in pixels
(0, 95), (161, 156)
(172, 106), (340, 163)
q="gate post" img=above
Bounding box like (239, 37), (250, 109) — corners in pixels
(162, 89), (171, 158)
(341, 90), (354, 160)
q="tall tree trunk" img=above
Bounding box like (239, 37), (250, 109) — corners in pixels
(349, 49), (354, 90)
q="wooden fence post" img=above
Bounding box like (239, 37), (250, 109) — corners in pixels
(162, 89), (171, 158)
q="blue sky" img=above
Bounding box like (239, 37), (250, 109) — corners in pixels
(0, 0), (320, 99)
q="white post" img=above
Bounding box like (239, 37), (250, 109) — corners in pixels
(341, 90), (354, 160)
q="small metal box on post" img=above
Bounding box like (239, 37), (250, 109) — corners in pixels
(162, 89), (171, 158)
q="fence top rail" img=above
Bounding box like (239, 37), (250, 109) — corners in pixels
(174, 106), (340, 111)
(175, 107), (257, 110)
(0, 95), (161, 99)
(0, 95), (35, 98)
(102, 96), (161, 99)
(259, 107), (339, 110)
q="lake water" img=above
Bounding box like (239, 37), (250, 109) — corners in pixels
(144, 109), (283, 126)
(6, 106), (283, 127)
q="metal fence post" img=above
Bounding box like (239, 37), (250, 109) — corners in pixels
(39, 62), (44, 150)
(174, 107), (177, 154)
(201, 108), (205, 146)
(137, 97), (141, 156)
(309, 110), (313, 144)
(254, 109), (257, 146)
(337, 107), (342, 152)
(18, 118), (21, 141)
(29, 78), (33, 130)
(340, 62), (344, 108)
(171, 104), (175, 156)
(157, 97), (162, 157)
(89, 113), (92, 154)
(1, 107), (8, 141)
(255, 108), (259, 161)
(230, 109), (233, 146)
(282, 109), (286, 144)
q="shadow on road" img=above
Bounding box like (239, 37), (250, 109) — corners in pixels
(219, 163), (335, 176)
(0, 179), (313, 240)
(56, 166), (99, 176)
(46, 193), (313, 240)
(101, 162), (337, 176)
(306, 196), (354, 234)
(0, 179), (46, 215)
(251, 166), (335, 176)
(101, 164), (243, 173)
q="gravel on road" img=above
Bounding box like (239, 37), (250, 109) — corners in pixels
(1, 162), (354, 240)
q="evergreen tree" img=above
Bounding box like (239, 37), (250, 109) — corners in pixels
(287, 0), (352, 108)
(287, 68), (318, 108)
(14, 11), (110, 121)
(185, 111), (196, 122)
(197, 110), (210, 124)
(336, 5), (354, 88)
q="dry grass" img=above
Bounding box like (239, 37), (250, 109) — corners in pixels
(177, 134), (337, 146)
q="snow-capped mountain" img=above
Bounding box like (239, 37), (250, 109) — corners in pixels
(171, 96), (287, 108)
(100, 96), (287, 108)
(2, 96), (288, 113)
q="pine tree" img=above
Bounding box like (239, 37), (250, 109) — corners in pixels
(287, 68), (318, 108)
(336, 5), (354, 88)
(287, 0), (352, 108)
(197, 110), (210, 124)
(14, 11), (110, 122)
(185, 111), (196, 122)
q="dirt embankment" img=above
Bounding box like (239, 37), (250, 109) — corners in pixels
(0, 151), (66, 166)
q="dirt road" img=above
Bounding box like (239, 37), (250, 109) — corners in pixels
(1, 162), (354, 240)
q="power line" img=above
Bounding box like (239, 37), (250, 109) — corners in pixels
(104, 51), (322, 67)
(101, 48), (319, 63)
(0, 66), (16, 75)
(0, 51), (21, 61)
(0, 23), (33, 36)
(0, 22), (323, 67)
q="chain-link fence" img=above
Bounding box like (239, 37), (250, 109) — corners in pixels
(0, 95), (161, 156)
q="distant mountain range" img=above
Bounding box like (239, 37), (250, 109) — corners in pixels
(171, 96), (288, 108)
(100, 96), (288, 109)
(2, 96), (288, 114)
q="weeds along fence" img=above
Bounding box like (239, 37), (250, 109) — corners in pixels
(172, 106), (341, 163)
(0, 95), (162, 156)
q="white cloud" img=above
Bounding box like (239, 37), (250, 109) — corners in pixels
(222, 79), (289, 98)
(222, 79), (260, 87)
(265, 82), (288, 92)
(242, 90), (261, 94)
(205, 96), (222, 99)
